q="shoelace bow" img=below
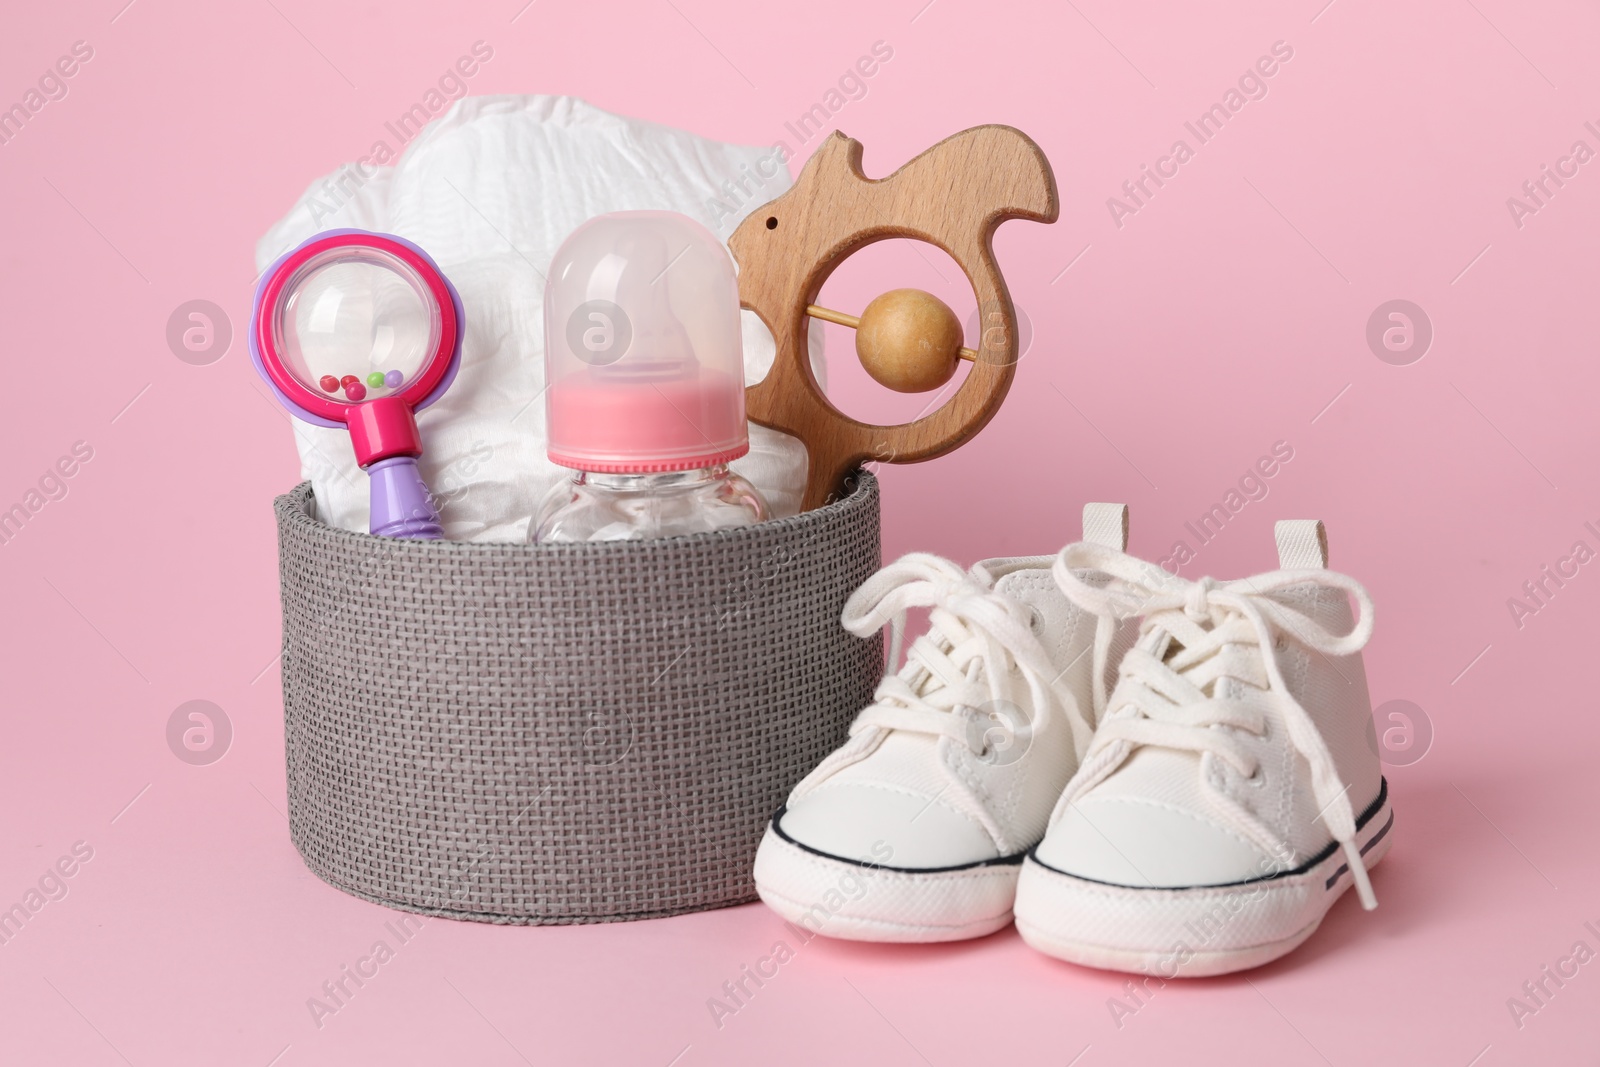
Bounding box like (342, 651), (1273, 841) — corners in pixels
(1052, 542), (1380, 909)
(841, 554), (1093, 762)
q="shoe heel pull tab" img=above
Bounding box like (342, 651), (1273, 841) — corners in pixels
(1082, 503), (1129, 551)
(1275, 519), (1328, 569)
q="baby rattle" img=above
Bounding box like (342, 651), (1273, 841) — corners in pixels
(729, 125), (1058, 511)
(251, 229), (464, 539)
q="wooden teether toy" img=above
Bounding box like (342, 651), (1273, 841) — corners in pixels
(730, 126), (1059, 511)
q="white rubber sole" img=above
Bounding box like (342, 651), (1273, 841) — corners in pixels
(751, 824), (1022, 943)
(1014, 791), (1394, 977)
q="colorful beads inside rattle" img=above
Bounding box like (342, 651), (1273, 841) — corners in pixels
(315, 372), (400, 400)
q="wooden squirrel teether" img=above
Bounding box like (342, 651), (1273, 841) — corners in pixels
(730, 125), (1059, 511)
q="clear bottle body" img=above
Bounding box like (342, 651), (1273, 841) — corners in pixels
(533, 465), (768, 543)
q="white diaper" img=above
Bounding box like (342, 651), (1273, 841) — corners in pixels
(255, 94), (822, 540)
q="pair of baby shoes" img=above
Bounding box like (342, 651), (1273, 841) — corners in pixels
(752, 505), (1391, 977)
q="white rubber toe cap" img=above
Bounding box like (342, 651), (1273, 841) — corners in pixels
(777, 784), (1000, 869)
(753, 827), (1020, 942)
(1034, 797), (1274, 887)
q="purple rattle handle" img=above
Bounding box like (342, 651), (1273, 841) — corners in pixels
(367, 457), (443, 539)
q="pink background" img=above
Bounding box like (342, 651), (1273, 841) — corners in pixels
(2, 0), (1597, 1063)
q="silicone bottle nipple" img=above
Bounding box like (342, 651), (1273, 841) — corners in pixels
(592, 228), (696, 382)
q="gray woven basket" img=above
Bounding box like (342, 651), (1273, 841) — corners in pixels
(272, 473), (881, 924)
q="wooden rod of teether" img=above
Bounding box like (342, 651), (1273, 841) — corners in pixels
(805, 304), (978, 360)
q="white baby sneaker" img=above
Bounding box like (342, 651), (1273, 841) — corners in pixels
(1014, 520), (1391, 976)
(751, 505), (1135, 942)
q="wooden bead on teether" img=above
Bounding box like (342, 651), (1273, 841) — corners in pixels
(806, 288), (977, 394)
(857, 288), (964, 393)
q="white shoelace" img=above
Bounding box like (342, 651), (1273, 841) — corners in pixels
(841, 554), (1093, 761)
(1052, 543), (1380, 909)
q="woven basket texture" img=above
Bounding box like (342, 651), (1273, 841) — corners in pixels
(273, 473), (882, 923)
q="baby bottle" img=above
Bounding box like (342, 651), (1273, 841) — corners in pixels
(534, 211), (768, 543)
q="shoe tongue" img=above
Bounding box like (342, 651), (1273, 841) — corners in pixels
(888, 608), (981, 703)
(1153, 616), (1253, 700)
(992, 566), (1047, 605)
(869, 569), (1040, 779)
(1160, 631), (1217, 697)
(870, 646), (976, 791)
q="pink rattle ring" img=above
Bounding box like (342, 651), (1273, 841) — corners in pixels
(251, 229), (463, 538)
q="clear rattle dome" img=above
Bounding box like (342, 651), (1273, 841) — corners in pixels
(275, 247), (440, 402)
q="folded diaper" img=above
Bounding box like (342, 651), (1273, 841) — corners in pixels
(254, 95), (823, 540)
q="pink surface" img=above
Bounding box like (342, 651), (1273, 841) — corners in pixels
(1, 1), (1595, 1064)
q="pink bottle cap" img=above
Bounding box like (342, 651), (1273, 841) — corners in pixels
(544, 211), (749, 473)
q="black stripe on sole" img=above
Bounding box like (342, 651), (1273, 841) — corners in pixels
(1324, 808), (1395, 891)
(1028, 777), (1391, 891)
(769, 804), (1028, 875)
